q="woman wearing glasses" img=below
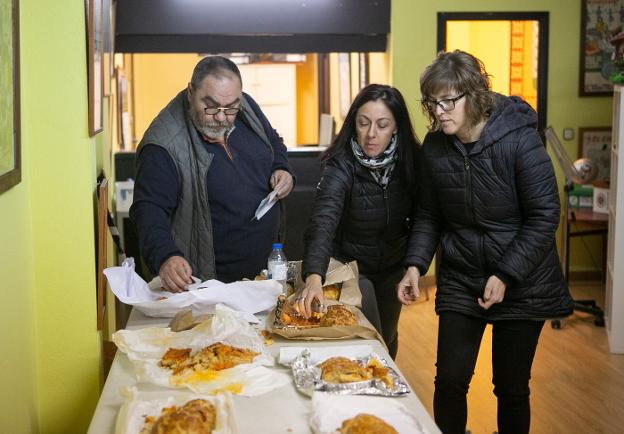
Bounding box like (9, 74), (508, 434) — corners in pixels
(295, 84), (420, 358)
(397, 50), (573, 434)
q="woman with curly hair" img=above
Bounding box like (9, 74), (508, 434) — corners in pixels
(397, 50), (573, 433)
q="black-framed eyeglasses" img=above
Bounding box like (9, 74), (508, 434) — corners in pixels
(422, 93), (465, 112)
(204, 106), (241, 116)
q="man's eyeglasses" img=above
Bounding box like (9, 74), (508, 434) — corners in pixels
(204, 106), (241, 116)
(422, 93), (465, 112)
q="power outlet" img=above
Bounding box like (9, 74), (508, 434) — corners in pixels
(563, 128), (574, 141)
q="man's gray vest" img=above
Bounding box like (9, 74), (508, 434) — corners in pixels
(136, 89), (271, 280)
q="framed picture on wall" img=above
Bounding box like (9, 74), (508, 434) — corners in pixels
(579, 0), (623, 96)
(86, 0), (103, 135)
(0, 0), (21, 194)
(578, 127), (611, 182)
(102, 0), (115, 97)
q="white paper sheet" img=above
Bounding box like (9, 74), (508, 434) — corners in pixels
(104, 258), (282, 317)
(253, 190), (278, 220)
(310, 392), (429, 434)
(112, 304), (291, 396)
(115, 387), (237, 434)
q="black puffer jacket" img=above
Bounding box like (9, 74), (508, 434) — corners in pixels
(302, 151), (414, 280)
(405, 95), (573, 320)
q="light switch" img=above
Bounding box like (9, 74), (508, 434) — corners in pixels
(563, 128), (574, 141)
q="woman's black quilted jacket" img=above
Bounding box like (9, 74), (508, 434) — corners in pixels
(405, 95), (573, 320)
(302, 151), (414, 280)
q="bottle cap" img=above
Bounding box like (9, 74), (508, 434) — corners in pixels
(272, 243), (283, 249)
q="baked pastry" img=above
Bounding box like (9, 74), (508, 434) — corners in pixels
(277, 295), (322, 327)
(322, 284), (341, 300)
(159, 348), (192, 373)
(319, 304), (357, 327)
(141, 398), (216, 434)
(366, 358), (394, 389)
(339, 413), (398, 434)
(159, 342), (258, 375)
(319, 357), (394, 388)
(276, 295), (356, 328)
(188, 342), (259, 372)
(319, 357), (372, 383)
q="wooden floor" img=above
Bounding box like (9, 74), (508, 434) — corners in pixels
(395, 282), (624, 434)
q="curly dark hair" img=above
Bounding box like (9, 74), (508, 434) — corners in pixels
(323, 84), (420, 186)
(420, 50), (496, 131)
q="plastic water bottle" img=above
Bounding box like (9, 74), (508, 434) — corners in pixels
(267, 243), (288, 294)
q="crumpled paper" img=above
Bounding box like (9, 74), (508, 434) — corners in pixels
(112, 304), (291, 396)
(104, 258), (282, 317)
(309, 392), (429, 434)
(290, 259), (362, 307)
(114, 387), (237, 434)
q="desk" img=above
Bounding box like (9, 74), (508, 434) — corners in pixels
(557, 207), (607, 328)
(563, 208), (608, 284)
(87, 309), (440, 434)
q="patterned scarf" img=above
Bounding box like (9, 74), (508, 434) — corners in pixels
(350, 133), (398, 189)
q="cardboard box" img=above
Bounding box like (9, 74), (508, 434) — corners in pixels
(593, 187), (609, 214)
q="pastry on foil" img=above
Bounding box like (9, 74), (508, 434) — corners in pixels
(319, 357), (372, 383)
(319, 356), (394, 388)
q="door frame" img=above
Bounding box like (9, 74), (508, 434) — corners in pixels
(437, 12), (549, 134)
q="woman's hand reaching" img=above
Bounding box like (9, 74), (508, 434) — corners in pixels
(293, 273), (325, 318)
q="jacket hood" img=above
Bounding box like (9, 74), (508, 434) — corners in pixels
(479, 94), (537, 148)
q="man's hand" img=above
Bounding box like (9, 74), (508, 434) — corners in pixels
(397, 266), (420, 305)
(271, 169), (294, 199)
(478, 275), (506, 309)
(159, 256), (193, 293)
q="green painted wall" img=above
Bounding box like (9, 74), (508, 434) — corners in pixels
(0, 0), (102, 432)
(0, 166), (38, 431)
(392, 0), (612, 273)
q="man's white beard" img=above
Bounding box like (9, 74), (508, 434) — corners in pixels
(199, 124), (229, 141)
(189, 108), (232, 140)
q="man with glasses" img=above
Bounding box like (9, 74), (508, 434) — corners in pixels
(131, 56), (294, 291)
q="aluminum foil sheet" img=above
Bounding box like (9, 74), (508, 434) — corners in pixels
(291, 349), (411, 397)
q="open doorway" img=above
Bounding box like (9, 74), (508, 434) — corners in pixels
(437, 12), (549, 134)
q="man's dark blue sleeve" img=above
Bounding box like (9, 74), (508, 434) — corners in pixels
(244, 94), (292, 175)
(129, 145), (183, 276)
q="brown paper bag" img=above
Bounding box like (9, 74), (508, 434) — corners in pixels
(292, 258), (362, 307)
(168, 309), (212, 332)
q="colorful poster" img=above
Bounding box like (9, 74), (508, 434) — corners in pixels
(581, 0), (624, 95)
